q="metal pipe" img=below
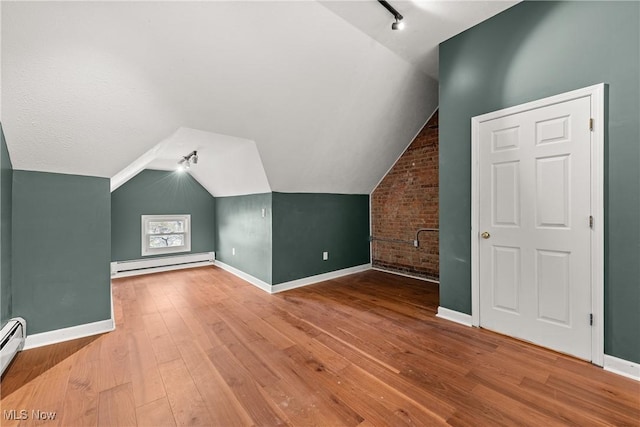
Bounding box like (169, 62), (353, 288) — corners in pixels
(414, 228), (439, 247)
(371, 227), (439, 248)
(371, 236), (414, 245)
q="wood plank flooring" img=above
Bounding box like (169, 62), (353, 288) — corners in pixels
(1, 266), (638, 426)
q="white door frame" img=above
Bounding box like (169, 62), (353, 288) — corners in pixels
(471, 83), (605, 366)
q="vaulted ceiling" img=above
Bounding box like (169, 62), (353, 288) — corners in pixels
(1, 1), (517, 196)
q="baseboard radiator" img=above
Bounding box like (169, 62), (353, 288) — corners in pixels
(111, 252), (215, 278)
(1, 317), (26, 376)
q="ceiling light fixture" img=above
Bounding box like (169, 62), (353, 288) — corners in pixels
(177, 150), (198, 172)
(378, 0), (404, 31)
(392, 18), (405, 31)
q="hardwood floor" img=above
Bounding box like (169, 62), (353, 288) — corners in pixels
(1, 267), (638, 426)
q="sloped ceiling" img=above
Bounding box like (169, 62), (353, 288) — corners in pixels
(1, 1), (516, 196)
(112, 127), (271, 197)
(319, 0), (519, 79)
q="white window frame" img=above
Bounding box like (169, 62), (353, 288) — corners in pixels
(141, 214), (191, 256)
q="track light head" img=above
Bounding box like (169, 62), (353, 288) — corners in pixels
(392, 18), (404, 30)
(176, 150), (198, 172)
(378, 1), (404, 31)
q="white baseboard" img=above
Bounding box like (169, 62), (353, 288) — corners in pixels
(436, 306), (473, 327)
(214, 261), (272, 293)
(372, 267), (440, 284)
(111, 252), (215, 278)
(272, 263), (372, 293)
(23, 318), (115, 350)
(215, 261), (372, 294)
(603, 354), (640, 381)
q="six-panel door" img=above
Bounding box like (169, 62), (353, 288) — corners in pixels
(478, 96), (592, 361)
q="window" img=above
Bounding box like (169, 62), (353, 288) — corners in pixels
(141, 215), (191, 256)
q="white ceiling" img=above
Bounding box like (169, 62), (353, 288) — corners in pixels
(319, 1), (519, 79)
(1, 1), (517, 196)
(112, 127), (271, 197)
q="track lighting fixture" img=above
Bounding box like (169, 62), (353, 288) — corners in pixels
(392, 17), (404, 31)
(378, 0), (404, 30)
(177, 150), (198, 172)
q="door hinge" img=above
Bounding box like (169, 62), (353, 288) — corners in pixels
(589, 118), (594, 131)
(590, 313), (594, 326)
(589, 215), (594, 229)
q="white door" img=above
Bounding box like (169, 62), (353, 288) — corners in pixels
(477, 96), (593, 360)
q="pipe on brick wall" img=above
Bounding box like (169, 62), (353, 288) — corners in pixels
(371, 228), (439, 248)
(414, 228), (438, 248)
(370, 236), (414, 245)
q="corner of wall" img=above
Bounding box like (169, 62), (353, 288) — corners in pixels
(0, 123), (13, 326)
(11, 171), (111, 335)
(214, 192), (273, 285)
(271, 192), (370, 285)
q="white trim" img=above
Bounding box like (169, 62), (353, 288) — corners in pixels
(470, 83), (605, 365)
(603, 355), (640, 381)
(110, 280), (114, 324)
(141, 214), (191, 256)
(436, 307), (473, 327)
(471, 111), (481, 327)
(215, 261), (372, 294)
(272, 264), (372, 293)
(372, 267), (439, 284)
(214, 261), (272, 293)
(110, 133), (173, 192)
(23, 318), (114, 350)
(589, 85), (605, 367)
(369, 194), (373, 266)
(112, 261), (213, 278)
(111, 252), (215, 278)
(0, 318), (27, 376)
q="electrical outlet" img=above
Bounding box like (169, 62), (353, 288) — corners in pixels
(232, 248), (236, 256)
(261, 208), (266, 218)
(323, 251), (329, 261)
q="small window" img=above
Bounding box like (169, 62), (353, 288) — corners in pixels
(141, 215), (191, 256)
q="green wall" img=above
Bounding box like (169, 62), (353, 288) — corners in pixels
(272, 193), (370, 284)
(214, 192), (371, 286)
(12, 171), (111, 335)
(111, 169), (215, 261)
(439, 1), (640, 363)
(215, 193), (272, 284)
(1, 125), (13, 326)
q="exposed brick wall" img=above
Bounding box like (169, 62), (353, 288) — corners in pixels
(371, 110), (438, 281)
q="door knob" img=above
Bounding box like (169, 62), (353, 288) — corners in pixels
(481, 232), (490, 239)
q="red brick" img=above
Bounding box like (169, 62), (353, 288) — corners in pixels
(371, 111), (439, 281)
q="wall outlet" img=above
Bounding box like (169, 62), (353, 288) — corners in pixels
(323, 251), (329, 261)
(261, 208), (266, 218)
(232, 248), (236, 256)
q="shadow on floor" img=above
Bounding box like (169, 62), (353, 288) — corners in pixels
(0, 334), (102, 397)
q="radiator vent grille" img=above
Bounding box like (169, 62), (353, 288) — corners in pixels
(1, 317), (26, 376)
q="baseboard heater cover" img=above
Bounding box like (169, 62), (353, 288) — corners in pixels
(1, 317), (26, 376)
(111, 252), (215, 277)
